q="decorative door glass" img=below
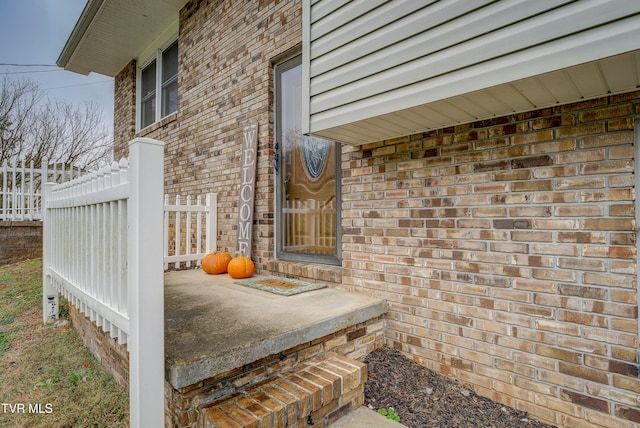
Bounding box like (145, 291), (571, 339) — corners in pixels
(276, 54), (340, 263)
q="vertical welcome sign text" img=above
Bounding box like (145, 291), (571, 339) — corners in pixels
(237, 121), (258, 258)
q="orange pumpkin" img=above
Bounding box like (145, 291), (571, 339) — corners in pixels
(227, 254), (255, 279)
(202, 252), (232, 274)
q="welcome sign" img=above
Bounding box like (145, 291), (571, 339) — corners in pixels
(237, 121), (258, 258)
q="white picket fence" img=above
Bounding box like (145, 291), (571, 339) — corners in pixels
(283, 199), (336, 254)
(164, 193), (217, 270)
(42, 138), (166, 428)
(0, 159), (82, 221)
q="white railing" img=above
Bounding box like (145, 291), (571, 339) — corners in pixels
(164, 193), (217, 270)
(0, 159), (82, 221)
(43, 159), (130, 342)
(284, 199), (336, 254)
(42, 138), (165, 428)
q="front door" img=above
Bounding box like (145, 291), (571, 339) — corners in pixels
(275, 53), (340, 263)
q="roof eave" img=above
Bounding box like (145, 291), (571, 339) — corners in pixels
(56, 0), (187, 77)
(57, 0), (105, 75)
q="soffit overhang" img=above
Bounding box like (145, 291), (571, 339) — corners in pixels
(57, 0), (188, 77)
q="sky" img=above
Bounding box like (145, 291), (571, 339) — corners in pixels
(0, 0), (114, 133)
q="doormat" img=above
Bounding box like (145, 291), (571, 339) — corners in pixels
(235, 276), (327, 296)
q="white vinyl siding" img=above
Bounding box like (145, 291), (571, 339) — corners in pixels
(304, 0), (640, 144)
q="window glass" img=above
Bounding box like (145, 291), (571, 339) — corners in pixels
(276, 54), (340, 264)
(162, 41), (178, 117)
(138, 40), (178, 129)
(140, 60), (156, 129)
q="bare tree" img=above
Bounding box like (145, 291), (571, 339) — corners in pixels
(0, 76), (112, 169)
(0, 77), (41, 165)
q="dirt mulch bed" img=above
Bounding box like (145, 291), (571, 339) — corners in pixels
(364, 347), (557, 428)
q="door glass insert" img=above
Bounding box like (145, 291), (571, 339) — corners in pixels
(276, 55), (340, 262)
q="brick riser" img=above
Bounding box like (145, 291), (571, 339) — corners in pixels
(201, 353), (366, 428)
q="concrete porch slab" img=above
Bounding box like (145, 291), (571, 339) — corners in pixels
(329, 406), (408, 428)
(164, 269), (387, 389)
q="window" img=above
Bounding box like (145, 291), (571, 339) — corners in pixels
(138, 40), (178, 129)
(140, 60), (156, 128)
(275, 54), (341, 264)
(161, 42), (178, 117)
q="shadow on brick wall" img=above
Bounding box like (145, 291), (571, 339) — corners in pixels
(0, 221), (42, 266)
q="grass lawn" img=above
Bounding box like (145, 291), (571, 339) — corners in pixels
(0, 259), (129, 427)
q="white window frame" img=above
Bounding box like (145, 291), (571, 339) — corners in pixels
(136, 26), (178, 132)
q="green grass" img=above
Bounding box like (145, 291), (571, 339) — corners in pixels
(0, 259), (129, 427)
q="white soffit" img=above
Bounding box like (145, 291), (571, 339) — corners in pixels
(57, 0), (187, 77)
(310, 50), (640, 146)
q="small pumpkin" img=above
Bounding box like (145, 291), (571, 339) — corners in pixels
(227, 253), (255, 279)
(202, 252), (232, 274)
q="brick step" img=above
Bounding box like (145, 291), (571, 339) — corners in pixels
(201, 352), (366, 428)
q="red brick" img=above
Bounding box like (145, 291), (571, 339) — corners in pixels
(557, 231), (606, 244)
(608, 360), (639, 377)
(579, 104), (633, 122)
(613, 374), (640, 393)
(582, 189), (634, 202)
(556, 149), (605, 164)
(275, 378), (312, 418)
(582, 131), (633, 148)
(218, 401), (259, 428)
(560, 389), (610, 413)
(559, 362), (608, 384)
(205, 406), (244, 428)
(233, 394), (275, 427)
(615, 405), (640, 423)
(493, 170), (531, 181)
(558, 284), (607, 300)
(530, 114), (574, 129)
(512, 130), (554, 145)
(584, 272), (635, 289)
(537, 345), (581, 364)
(511, 180), (552, 192)
(297, 370), (334, 406)
(556, 123), (605, 138)
(260, 384), (299, 423)
(581, 160), (633, 175)
(558, 310), (608, 328)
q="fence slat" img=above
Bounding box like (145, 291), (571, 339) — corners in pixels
(196, 195), (202, 267)
(174, 194), (181, 265)
(163, 192), (217, 270)
(186, 196), (192, 268)
(206, 193), (217, 254)
(164, 194), (169, 270)
(0, 160), (83, 221)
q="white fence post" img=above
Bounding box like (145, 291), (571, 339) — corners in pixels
(206, 193), (217, 254)
(127, 137), (165, 428)
(41, 182), (58, 323)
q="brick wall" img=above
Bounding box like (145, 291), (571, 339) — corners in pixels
(69, 303), (129, 390)
(113, 59), (136, 161)
(113, 0), (302, 270)
(200, 352), (368, 428)
(341, 93), (639, 427)
(0, 221), (42, 266)
(165, 316), (384, 427)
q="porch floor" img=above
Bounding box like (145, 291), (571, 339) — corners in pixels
(164, 269), (387, 390)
